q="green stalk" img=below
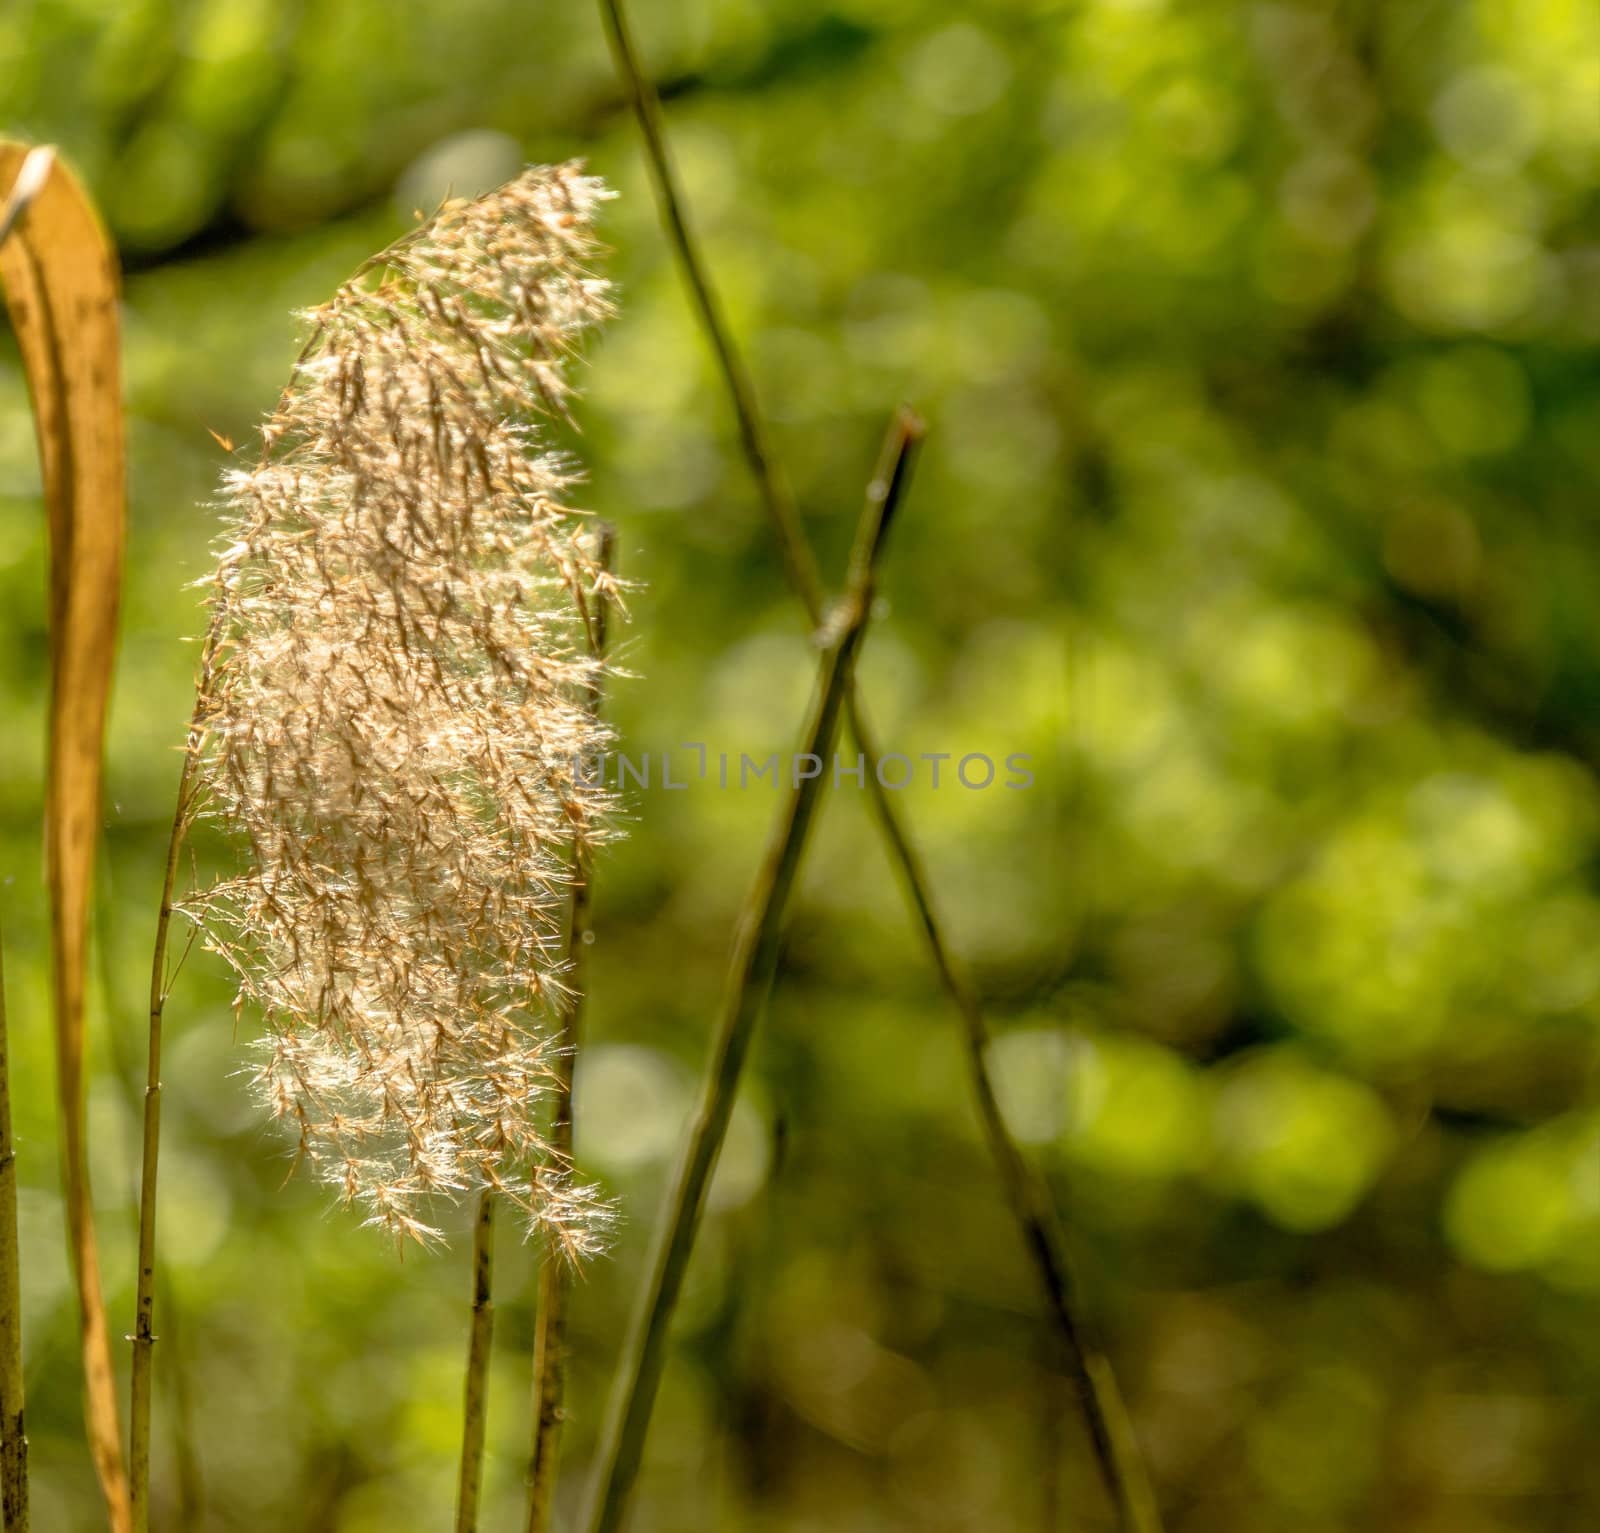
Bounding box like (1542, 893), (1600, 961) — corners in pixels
(594, 7), (1161, 1527)
(0, 934), (29, 1533)
(525, 525), (616, 1533)
(583, 412), (922, 1533)
(454, 1190), (498, 1533)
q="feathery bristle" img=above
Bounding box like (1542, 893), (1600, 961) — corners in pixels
(188, 163), (620, 1249)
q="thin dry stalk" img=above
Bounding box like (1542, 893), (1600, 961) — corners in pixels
(455, 1190), (498, 1533)
(594, 10), (1161, 1528)
(0, 935), (28, 1533)
(525, 524), (616, 1533)
(583, 411), (922, 1533)
(131, 617), (220, 1533)
(130, 752), (197, 1529)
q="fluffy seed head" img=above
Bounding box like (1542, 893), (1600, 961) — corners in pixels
(190, 163), (621, 1249)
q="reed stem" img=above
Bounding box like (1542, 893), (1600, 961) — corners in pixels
(595, 1), (822, 617)
(0, 934), (29, 1533)
(582, 411), (922, 1533)
(130, 615), (218, 1533)
(455, 1191), (498, 1533)
(594, 8), (1162, 1527)
(129, 748), (197, 1532)
(525, 525), (616, 1533)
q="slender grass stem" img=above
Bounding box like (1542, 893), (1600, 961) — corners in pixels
(0, 934), (29, 1533)
(594, 7), (1162, 1527)
(131, 614), (220, 1533)
(583, 412), (922, 1533)
(92, 847), (207, 1533)
(130, 748), (197, 1533)
(595, 2), (823, 618)
(525, 525), (616, 1533)
(455, 1191), (498, 1533)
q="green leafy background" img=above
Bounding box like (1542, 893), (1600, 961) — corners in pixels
(2, 1), (1598, 1528)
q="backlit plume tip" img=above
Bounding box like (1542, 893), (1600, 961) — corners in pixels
(187, 163), (622, 1251)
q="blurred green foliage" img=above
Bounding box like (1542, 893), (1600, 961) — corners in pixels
(2, 0), (1599, 1529)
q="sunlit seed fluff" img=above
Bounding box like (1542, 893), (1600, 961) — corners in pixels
(189, 164), (623, 1250)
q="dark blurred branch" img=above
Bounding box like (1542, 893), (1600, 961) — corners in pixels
(595, 3), (1162, 1529)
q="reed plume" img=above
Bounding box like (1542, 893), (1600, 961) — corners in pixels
(185, 163), (622, 1249)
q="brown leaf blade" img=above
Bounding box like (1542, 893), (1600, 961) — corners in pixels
(0, 141), (132, 1533)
